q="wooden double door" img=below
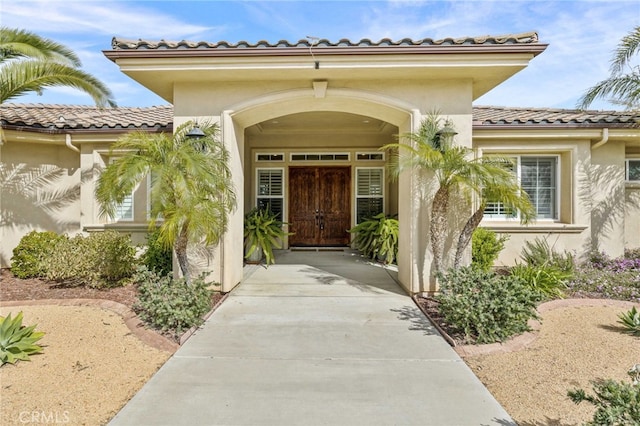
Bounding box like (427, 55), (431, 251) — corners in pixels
(288, 167), (351, 246)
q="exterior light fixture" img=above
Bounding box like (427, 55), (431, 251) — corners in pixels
(186, 124), (205, 139)
(435, 126), (458, 140)
(434, 125), (458, 151)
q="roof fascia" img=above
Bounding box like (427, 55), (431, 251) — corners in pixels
(104, 44), (548, 62)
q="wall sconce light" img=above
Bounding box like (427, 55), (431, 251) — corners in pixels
(434, 125), (457, 151)
(186, 124), (205, 139)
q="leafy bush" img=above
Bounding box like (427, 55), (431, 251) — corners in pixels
(244, 207), (290, 265)
(471, 228), (508, 271)
(46, 231), (136, 288)
(618, 306), (640, 336)
(348, 213), (399, 264)
(133, 267), (213, 337)
(0, 311), (45, 365)
(521, 237), (574, 273)
(436, 266), (540, 344)
(568, 371), (640, 425)
(510, 263), (570, 300)
(11, 231), (64, 278)
(142, 229), (173, 275)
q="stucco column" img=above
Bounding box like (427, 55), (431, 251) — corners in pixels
(221, 110), (244, 292)
(590, 142), (626, 257)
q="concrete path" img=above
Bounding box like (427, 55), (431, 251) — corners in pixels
(110, 250), (514, 426)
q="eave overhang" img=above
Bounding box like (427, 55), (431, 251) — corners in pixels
(103, 36), (548, 103)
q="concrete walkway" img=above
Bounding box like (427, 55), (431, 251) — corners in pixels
(110, 250), (514, 426)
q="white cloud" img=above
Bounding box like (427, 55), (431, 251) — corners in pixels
(2, 1), (219, 40)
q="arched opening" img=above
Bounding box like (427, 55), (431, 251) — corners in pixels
(244, 111), (399, 248)
(218, 89), (420, 294)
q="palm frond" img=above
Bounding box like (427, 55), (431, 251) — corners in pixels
(1, 60), (116, 106)
(611, 26), (640, 75)
(0, 27), (80, 66)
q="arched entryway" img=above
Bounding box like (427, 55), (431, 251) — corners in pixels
(216, 88), (421, 294)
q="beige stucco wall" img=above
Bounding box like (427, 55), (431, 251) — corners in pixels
(476, 133), (636, 266)
(1, 138), (82, 267)
(170, 77), (475, 293)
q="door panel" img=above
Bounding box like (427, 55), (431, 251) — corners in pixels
(289, 167), (351, 246)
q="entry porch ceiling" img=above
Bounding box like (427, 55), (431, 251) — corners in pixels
(107, 52), (539, 103)
(246, 111), (397, 136)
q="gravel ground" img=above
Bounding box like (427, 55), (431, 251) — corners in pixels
(1, 270), (638, 425)
(464, 303), (640, 425)
(0, 305), (171, 426)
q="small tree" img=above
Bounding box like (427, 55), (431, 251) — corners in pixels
(96, 121), (236, 284)
(384, 114), (534, 276)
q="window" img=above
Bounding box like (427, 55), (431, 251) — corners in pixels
(356, 152), (385, 161)
(484, 156), (558, 220)
(256, 169), (284, 219)
(356, 168), (384, 223)
(626, 159), (640, 181)
(290, 152), (350, 161)
(256, 153), (284, 162)
(109, 158), (133, 221)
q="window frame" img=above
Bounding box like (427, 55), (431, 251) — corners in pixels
(108, 157), (134, 222)
(255, 168), (285, 220)
(355, 167), (385, 224)
(483, 154), (560, 221)
(626, 158), (640, 182)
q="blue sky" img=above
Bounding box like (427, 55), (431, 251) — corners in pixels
(2, 0), (639, 110)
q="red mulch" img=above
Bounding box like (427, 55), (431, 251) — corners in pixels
(0, 268), (223, 313)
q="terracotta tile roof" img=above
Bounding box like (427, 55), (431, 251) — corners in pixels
(0, 103), (173, 132)
(473, 106), (640, 128)
(2, 103), (637, 131)
(111, 32), (541, 51)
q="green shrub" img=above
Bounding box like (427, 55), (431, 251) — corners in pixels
(0, 311), (45, 365)
(471, 228), (508, 271)
(348, 213), (399, 264)
(521, 237), (574, 273)
(133, 267), (213, 337)
(509, 263), (570, 300)
(568, 373), (640, 425)
(142, 229), (173, 276)
(11, 231), (64, 278)
(436, 266), (540, 344)
(618, 306), (640, 336)
(46, 231), (136, 288)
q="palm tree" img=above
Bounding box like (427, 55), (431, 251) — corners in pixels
(384, 115), (534, 275)
(95, 122), (237, 283)
(577, 26), (640, 110)
(0, 27), (116, 106)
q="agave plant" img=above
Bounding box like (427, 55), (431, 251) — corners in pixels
(618, 306), (640, 336)
(0, 311), (45, 366)
(348, 213), (399, 264)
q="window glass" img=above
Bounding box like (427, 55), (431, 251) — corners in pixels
(356, 168), (384, 223)
(256, 169), (284, 219)
(484, 156), (557, 220)
(627, 159), (640, 181)
(109, 158), (134, 221)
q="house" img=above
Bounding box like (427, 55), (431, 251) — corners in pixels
(1, 32), (639, 295)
